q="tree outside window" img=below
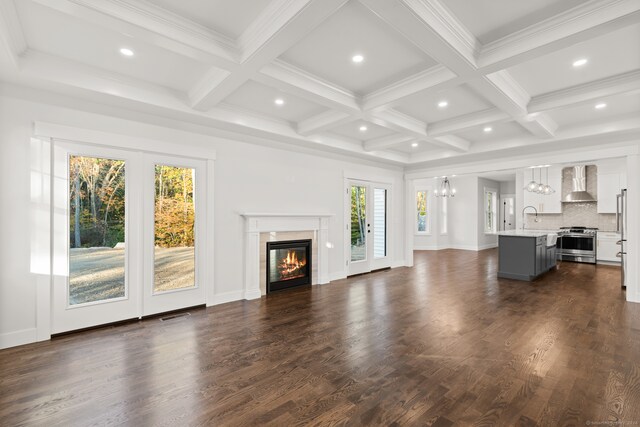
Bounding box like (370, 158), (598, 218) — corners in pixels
(416, 190), (429, 233)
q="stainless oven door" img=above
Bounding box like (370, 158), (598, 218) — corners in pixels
(559, 234), (595, 254)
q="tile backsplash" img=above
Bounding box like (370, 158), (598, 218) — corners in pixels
(525, 165), (618, 232)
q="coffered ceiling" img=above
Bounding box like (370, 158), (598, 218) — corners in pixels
(0, 0), (639, 167)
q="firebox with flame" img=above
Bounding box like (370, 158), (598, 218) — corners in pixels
(277, 249), (307, 280)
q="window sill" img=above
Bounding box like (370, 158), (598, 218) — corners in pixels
(415, 232), (432, 236)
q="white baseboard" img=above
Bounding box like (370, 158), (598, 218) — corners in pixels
(330, 271), (347, 282)
(0, 328), (37, 350)
(477, 243), (499, 250)
(414, 245), (449, 250)
(243, 289), (262, 300)
(208, 290), (244, 306)
(390, 260), (407, 268)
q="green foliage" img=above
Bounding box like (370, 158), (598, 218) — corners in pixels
(351, 186), (366, 245)
(154, 165), (195, 248)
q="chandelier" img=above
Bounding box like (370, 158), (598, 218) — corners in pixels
(524, 166), (555, 195)
(434, 176), (456, 197)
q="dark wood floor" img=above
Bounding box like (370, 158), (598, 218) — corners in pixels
(2, 249), (640, 426)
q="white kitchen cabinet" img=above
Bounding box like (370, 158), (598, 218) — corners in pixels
(597, 172), (625, 213)
(597, 232), (621, 263)
(522, 166), (562, 213)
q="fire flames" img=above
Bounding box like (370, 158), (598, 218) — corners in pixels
(278, 250), (307, 279)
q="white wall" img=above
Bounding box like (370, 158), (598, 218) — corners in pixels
(0, 93), (406, 348)
(500, 180), (516, 194)
(446, 176), (479, 250)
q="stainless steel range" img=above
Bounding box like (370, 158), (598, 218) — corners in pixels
(556, 226), (597, 264)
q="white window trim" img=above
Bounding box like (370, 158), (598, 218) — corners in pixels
(484, 187), (498, 234)
(415, 188), (431, 235)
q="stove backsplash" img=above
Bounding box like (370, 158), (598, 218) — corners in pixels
(525, 202), (617, 231)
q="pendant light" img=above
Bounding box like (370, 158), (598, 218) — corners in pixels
(435, 176), (456, 198)
(543, 167), (555, 194)
(536, 168), (545, 194)
(524, 168), (537, 192)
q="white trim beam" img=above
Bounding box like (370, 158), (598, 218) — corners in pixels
(362, 65), (458, 111)
(189, 0), (347, 110)
(363, 135), (414, 152)
(529, 70), (640, 113)
(479, 0), (640, 72)
(428, 108), (511, 136)
(32, 0), (239, 67)
(297, 110), (354, 136)
(256, 61), (361, 113)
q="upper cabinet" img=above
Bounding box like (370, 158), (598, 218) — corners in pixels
(596, 159), (627, 214)
(522, 166), (562, 213)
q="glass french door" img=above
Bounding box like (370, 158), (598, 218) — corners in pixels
(52, 142), (206, 333)
(142, 155), (206, 316)
(347, 180), (391, 276)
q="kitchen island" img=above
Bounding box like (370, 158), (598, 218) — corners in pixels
(497, 230), (558, 281)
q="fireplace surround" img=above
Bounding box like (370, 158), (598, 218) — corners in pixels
(240, 213), (331, 299)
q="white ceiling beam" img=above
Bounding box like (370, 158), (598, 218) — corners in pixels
(363, 135), (414, 152)
(470, 69), (557, 137)
(256, 60), (361, 113)
(360, 0), (479, 74)
(0, 0), (27, 68)
(528, 70), (640, 113)
(478, 0), (640, 72)
(297, 110), (354, 136)
(516, 112), (558, 139)
(362, 65), (458, 111)
(189, 0), (347, 111)
(368, 109), (470, 152)
(428, 108), (511, 137)
(32, 0), (239, 68)
(361, 0), (555, 140)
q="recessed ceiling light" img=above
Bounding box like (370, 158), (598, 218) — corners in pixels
(352, 54), (364, 63)
(595, 103), (607, 109)
(274, 98), (284, 106)
(483, 126), (493, 133)
(437, 100), (448, 108)
(119, 47), (134, 57)
(411, 142), (419, 147)
(359, 125), (368, 132)
(572, 58), (587, 67)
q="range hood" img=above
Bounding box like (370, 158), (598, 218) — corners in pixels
(564, 165), (596, 202)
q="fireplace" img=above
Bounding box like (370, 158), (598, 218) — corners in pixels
(266, 239), (312, 292)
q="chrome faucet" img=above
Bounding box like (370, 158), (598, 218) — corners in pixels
(522, 205), (539, 229)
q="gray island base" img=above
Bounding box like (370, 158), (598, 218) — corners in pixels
(497, 231), (558, 281)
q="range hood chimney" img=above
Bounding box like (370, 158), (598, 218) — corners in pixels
(564, 165), (596, 202)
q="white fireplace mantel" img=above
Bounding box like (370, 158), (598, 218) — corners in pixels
(240, 213), (333, 300)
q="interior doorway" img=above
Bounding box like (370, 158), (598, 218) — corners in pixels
(499, 194), (516, 231)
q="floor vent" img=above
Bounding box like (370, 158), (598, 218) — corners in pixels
(160, 312), (191, 322)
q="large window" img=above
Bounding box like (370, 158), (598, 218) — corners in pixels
(485, 189), (498, 233)
(416, 190), (429, 233)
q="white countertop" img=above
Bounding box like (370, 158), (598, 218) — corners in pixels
(497, 230), (558, 237)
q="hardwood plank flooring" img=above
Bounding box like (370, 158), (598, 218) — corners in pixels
(1, 249), (640, 426)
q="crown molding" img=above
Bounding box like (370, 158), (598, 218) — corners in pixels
(238, 0), (347, 61)
(362, 65), (458, 111)
(297, 110), (353, 136)
(428, 108), (511, 137)
(479, 0), (640, 70)
(0, 0), (27, 67)
(32, 0), (239, 67)
(400, 0), (479, 66)
(528, 70), (640, 113)
(257, 60), (361, 113)
(188, 67), (232, 108)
